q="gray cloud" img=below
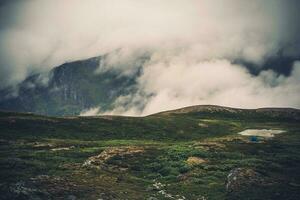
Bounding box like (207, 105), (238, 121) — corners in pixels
(1, 0), (300, 114)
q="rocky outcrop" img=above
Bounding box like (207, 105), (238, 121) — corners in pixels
(226, 168), (264, 193)
(83, 146), (144, 169)
(0, 181), (50, 200)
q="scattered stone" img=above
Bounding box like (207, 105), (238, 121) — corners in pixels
(147, 197), (159, 200)
(152, 182), (165, 190)
(226, 168), (264, 193)
(83, 146), (144, 168)
(29, 175), (80, 198)
(67, 195), (77, 200)
(186, 157), (206, 166)
(51, 146), (75, 151)
(150, 181), (187, 200)
(59, 163), (81, 170)
(30, 175), (51, 181)
(32, 142), (54, 149)
(0, 181), (49, 200)
(198, 123), (209, 128)
(177, 174), (188, 181)
(97, 192), (118, 200)
(196, 197), (207, 200)
(30, 175), (65, 183)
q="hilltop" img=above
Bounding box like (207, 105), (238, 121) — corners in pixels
(155, 105), (300, 120)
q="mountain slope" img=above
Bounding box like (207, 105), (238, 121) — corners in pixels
(155, 105), (300, 121)
(0, 56), (139, 116)
(1, 105), (299, 140)
(0, 105), (300, 199)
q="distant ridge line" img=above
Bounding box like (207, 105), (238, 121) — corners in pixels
(1, 104), (300, 119)
(152, 104), (300, 116)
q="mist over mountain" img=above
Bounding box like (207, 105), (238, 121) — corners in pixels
(1, 1), (300, 199)
(0, 56), (141, 116)
(0, 54), (299, 116)
(0, 0), (300, 116)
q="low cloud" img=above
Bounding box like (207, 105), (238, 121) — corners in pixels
(80, 107), (101, 117)
(101, 60), (300, 116)
(0, 0), (299, 114)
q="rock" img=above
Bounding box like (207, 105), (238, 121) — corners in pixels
(152, 182), (166, 190)
(1, 181), (49, 200)
(186, 157), (206, 166)
(83, 146), (144, 168)
(50, 146), (75, 151)
(198, 123), (209, 128)
(97, 192), (118, 200)
(30, 175), (50, 181)
(147, 197), (158, 200)
(146, 185), (156, 192)
(226, 168), (263, 193)
(177, 174), (188, 181)
(67, 195), (77, 200)
(32, 142), (54, 149)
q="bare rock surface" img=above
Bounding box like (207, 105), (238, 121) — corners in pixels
(226, 168), (264, 193)
(83, 146), (145, 168)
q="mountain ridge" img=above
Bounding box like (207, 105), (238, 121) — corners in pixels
(154, 104), (300, 114)
(1, 104), (300, 121)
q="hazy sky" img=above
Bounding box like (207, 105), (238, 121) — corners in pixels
(0, 0), (300, 115)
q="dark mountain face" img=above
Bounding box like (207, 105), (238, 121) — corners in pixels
(0, 56), (139, 116)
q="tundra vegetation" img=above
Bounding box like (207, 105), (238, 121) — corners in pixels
(0, 106), (300, 199)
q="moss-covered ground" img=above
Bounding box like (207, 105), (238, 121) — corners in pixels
(0, 110), (299, 199)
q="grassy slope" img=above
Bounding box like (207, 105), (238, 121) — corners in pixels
(0, 106), (300, 199)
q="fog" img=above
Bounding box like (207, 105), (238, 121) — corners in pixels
(1, 0), (299, 115)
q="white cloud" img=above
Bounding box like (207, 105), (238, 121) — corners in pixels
(80, 107), (101, 116)
(102, 59), (300, 116)
(0, 0), (296, 87)
(0, 0), (299, 115)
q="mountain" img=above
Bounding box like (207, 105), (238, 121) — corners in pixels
(155, 105), (300, 121)
(0, 56), (140, 116)
(0, 105), (300, 199)
(1, 105), (299, 140)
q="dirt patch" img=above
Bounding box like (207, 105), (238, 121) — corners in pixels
(186, 156), (207, 166)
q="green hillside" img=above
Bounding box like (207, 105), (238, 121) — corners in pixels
(0, 105), (300, 199)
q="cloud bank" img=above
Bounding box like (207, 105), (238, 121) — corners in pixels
(0, 0), (300, 115)
(102, 59), (300, 116)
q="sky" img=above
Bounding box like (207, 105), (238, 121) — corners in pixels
(0, 0), (300, 115)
